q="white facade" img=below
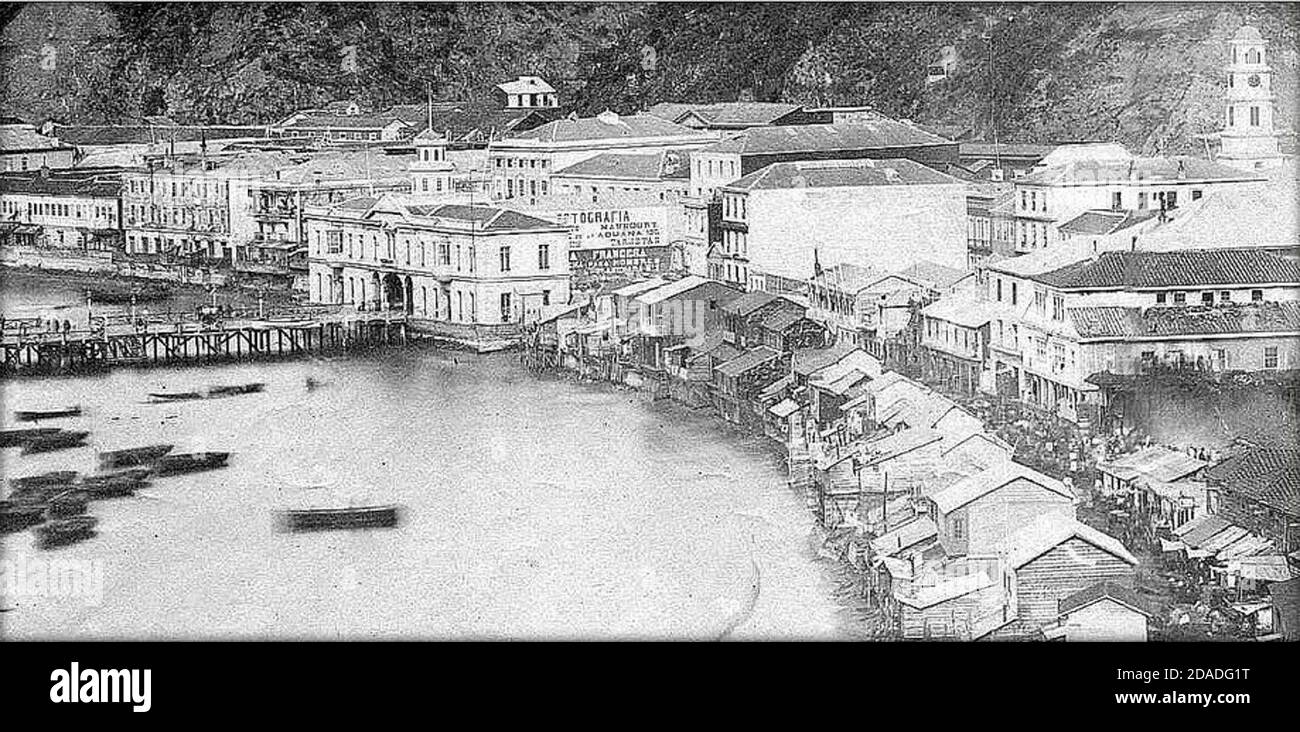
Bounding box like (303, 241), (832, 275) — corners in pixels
(1219, 26), (1284, 171)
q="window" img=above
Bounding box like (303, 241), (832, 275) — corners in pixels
(1252, 289), (1263, 302)
(542, 290), (551, 306)
(995, 278), (1003, 302)
(1229, 107), (1235, 126)
(538, 243), (550, 270)
(952, 517), (966, 541)
(438, 241), (450, 266)
(1173, 292), (1186, 305)
(1137, 192), (1148, 210)
(500, 292), (512, 323)
(1051, 295), (1065, 321)
(1264, 346), (1279, 369)
(1111, 192), (1122, 210)
(1219, 291), (1231, 303)
(499, 246), (511, 272)
(1201, 292), (1214, 304)
(1250, 106), (1260, 126)
(1192, 189), (1203, 201)
(1011, 282), (1018, 306)
(1155, 292), (1167, 305)
(1166, 191), (1177, 209)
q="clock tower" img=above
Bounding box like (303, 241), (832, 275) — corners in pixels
(1219, 25), (1283, 170)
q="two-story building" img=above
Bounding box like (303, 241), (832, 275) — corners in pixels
(920, 296), (995, 396)
(0, 125), (77, 172)
(304, 194), (571, 334)
(0, 167), (123, 251)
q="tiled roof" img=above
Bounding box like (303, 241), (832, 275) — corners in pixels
(552, 149), (691, 181)
(1020, 155), (1263, 186)
(1058, 209), (1159, 236)
(725, 158), (960, 191)
(1205, 446), (1300, 517)
(1059, 581), (1153, 618)
(704, 121), (953, 155)
(714, 346), (781, 377)
(512, 112), (703, 143)
(1031, 250), (1300, 290)
(1070, 302), (1300, 340)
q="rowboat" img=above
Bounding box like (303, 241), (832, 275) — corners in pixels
(0, 501), (47, 533)
(207, 383), (266, 398)
(98, 444), (174, 469)
(155, 451), (230, 476)
(8, 470), (80, 493)
(14, 406), (82, 422)
(48, 490), (89, 518)
(0, 427), (61, 447)
(37, 516), (98, 548)
(148, 391), (204, 402)
(81, 468), (151, 498)
(21, 430), (90, 455)
(279, 504), (401, 532)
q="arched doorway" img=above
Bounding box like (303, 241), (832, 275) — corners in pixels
(382, 272), (405, 312)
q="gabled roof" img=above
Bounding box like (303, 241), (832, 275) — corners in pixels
(792, 342), (858, 377)
(612, 277), (668, 298)
(497, 76), (555, 95)
(714, 346), (781, 377)
(725, 158), (960, 191)
(872, 261), (971, 292)
(1005, 515), (1138, 569)
(704, 121), (953, 156)
(279, 113), (410, 131)
(1059, 581), (1153, 618)
(650, 102), (804, 128)
(861, 427), (945, 466)
(1070, 302), (1300, 340)
(932, 461), (1072, 514)
(512, 112), (703, 143)
(871, 517), (938, 558)
(761, 308), (810, 333)
(1029, 249), (1300, 290)
(404, 204), (560, 231)
(1097, 446), (1207, 484)
(722, 290), (783, 316)
(896, 571), (994, 609)
(1059, 208), (1159, 236)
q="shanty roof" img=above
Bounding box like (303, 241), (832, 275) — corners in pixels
(512, 112), (703, 143)
(761, 308), (808, 332)
(704, 121), (953, 156)
(1059, 581), (1153, 618)
(635, 275), (714, 305)
(1175, 514), (1232, 545)
(792, 342), (858, 377)
(1205, 446), (1300, 517)
(647, 101), (804, 128)
(895, 571), (994, 609)
(1070, 302), (1300, 340)
(1059, 208), (1159, 236)
(1019, 156), (1262, 186)
(725, 158), (961, 191)
(722, 290), (783, 316)
(1027, 250), (1300, 290)
(1005, 515), (1138, 569)
(811, 262), (881, 293)
(932, 461), (1072, 514)
(714, 346), (781, 377)
(768, 398), (801, 418)
(612, 277), (668, 298)
(1097, 446), (1207, 484)
(870, 517), (938, 558)
(861, 427), (944, 466)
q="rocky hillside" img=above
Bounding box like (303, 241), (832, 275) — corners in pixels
(1, 2), (1295, 154)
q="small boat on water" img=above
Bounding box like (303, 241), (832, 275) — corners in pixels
(0, 427), (62, 447)
(80, 468), (151, 498)
(88, 283), (172, 304)
(14, 406), (82, 422)
(148, 391), (204, 403)
(47, 490), (89, 518)
(207, 382), (266, 398)
(8, 470), (80, 493)
(37, 516), (98, 547)
(0, 501), (47, 533)
(154, 451), (230, 476)
(21, 429), (90, 455)
(99, 444), (174, 469)
(280, 504), (401, 532)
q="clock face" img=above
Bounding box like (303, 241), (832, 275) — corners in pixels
(1248, 74), (1262, 87)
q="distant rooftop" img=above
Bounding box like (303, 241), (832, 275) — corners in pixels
(704, 121), (953, 156)
(0, 126), (74, 153)
(510, 111), (706, 144)
(1059, 209), (1160, 236)
(1018, 249), (1300, 290)
(646, 101), (804, 129)
(552, 149), (691, 181)
(724, 157), (961, 191)
(1020, 155), (1262, 186)
(1070, 301), (1300, 340)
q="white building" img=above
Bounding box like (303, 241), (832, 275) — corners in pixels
(715, 158), (968, 292)
(304, 194), (571, 327)
(496, 76), (558, 110)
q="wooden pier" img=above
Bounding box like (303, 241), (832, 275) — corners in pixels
(1, 306), (409, 377)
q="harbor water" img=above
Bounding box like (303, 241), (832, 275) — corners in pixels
(1, 344), (852, 639)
